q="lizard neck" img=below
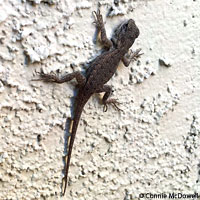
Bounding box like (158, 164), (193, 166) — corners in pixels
(116, 47), (129, 57)
(116, 39), (135, 56)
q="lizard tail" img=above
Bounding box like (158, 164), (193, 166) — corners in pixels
(62, 93), (90, 196)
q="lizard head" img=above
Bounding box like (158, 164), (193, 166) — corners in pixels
(114, 19), (140, 49)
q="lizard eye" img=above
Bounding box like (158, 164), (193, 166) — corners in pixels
(122, 23), (128, 30)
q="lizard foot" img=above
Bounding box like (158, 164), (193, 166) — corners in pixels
(92, 9), (103, 29)
(103, 98), (122, 112)
(32, 70), (59, 82)
(130, 48), (143, 61)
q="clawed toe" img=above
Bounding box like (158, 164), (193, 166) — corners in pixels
(112, 102), (122, 112)
(92, 9), (101, 19)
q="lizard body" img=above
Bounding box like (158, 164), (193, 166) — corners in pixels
(35, 9), (141, 196)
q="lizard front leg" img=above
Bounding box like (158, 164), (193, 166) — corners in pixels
(93, 9), (113, 49)
(122, 48), (143, 67)
(96, 85), (122, 112)
(33, 70), (86, 87)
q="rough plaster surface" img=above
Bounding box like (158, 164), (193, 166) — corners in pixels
(0, 0), (200, 199)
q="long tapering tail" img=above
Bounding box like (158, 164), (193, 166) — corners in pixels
(62, 93), (90, 196)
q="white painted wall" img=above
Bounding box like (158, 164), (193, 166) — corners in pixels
(0, 0), (200, 199)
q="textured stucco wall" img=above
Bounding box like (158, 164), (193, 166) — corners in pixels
(0, 0), (200, 199)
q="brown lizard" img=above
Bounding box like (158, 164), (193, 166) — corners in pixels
(34, 9), (141, 196)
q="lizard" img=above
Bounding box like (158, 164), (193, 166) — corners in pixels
(34, 9), (142, 196)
